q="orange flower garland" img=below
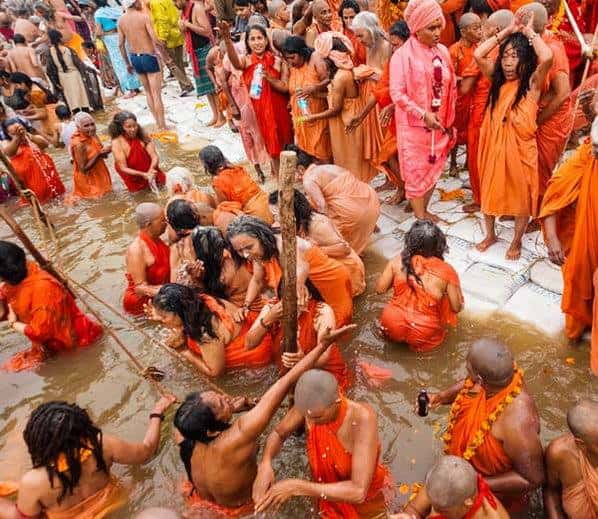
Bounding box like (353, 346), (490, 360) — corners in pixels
(549, 0), (566, 33)
(443, 367), (524, 461)
(378, 0), (408, 31)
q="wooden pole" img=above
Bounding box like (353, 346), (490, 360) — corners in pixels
(278, 150), (298, 354)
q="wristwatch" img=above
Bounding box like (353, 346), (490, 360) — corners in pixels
(149, 412), (165, 421)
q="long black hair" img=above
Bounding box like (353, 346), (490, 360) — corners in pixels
(48, 29), (68, 73)
(0, 241), (28, 284)
(107, 111), (148, 142)
(281, 35), (313, 63)
(488, 32), (537, 111)
(245, 24), (271, 55)
(284, 143), (316, 168)
(153, 284), (216, 343)
(198, 145), (227, 176)
(166, 199), (201, 239)
(227, 215), (278, 260)
(268, 189), (313, 235)
(23, 402), (107, 503)
(401, 219), (447, 286)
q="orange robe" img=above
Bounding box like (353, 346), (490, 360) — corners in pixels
(439, 0), (466, 47)
(537, 33), (573, 194)
(449, 40), (477, 146)
(509, 0), (530, 10)
(289, 61), (331, 161)
(380, 256), (462, 352)
(306, 398), (390, 518)
(184, 481), (254, 518)
(478, 81), (539, 217)
(123, 231), (171, 315)
(213, 200), (244, 234)
(562, 446), (598, 519)
(69, 130), (112, 199)
(0, 263), (102, 371)
(538, 140), (598, 373)
(304, 246), (353, 326)
(10, 142), (65, 204)
(344, 28), (367, 67)
(212, 166), (273, 224)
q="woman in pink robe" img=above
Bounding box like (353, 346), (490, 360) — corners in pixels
(389, 0), (457, 221)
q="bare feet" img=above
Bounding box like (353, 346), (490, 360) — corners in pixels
(255, 164), (266, 184)
(462, 202), (480, 213)
(476, 235), (498, 252)
(213, 117), (226, 128)
(375, 179), (395, 192)
(506, 241), (522, 260)
(385, 189), (405, 205)
(525, 219), (540, 233)
(415, 211), (440, 223)
(205, 118), (217, 126)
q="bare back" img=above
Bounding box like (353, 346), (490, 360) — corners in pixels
(14, 19), (39, 43)
(118, 10), (156, 54)
(8, 46), (44, 78)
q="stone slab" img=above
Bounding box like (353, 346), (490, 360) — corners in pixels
(530, 259), (564, 295)
(365, 235), (403, 261)
(466, 239), (533, 276)
(376, 213), (401, 235)
(503, 283), (565, 336)
(461, 262), (519, 306)
(444, 217), (484, 243)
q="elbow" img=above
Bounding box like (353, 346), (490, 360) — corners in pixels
(349, 485), (369, 504)
(525, 470), (546, 490)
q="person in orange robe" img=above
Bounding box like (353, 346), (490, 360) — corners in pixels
(439, 0), (467, 47)
(376, 220), (463, 352)
(474, 18), (553, 260)
(430, 339), (545, 509)
(339, 0), (367, 65)
(282, 36), (332, 162)
(0, 396), (175, 518)
(254, 369), (390, 517)
(1, 118), (65, 204)
(539, 122), (598, 374)
(69, 112), (112, 200)
(199, 145), (273, 224)
(544, 399), (598, 519)
(299, 153), (380, 255)
(0, 242), (102, 372)
(123, 203), (170, 315)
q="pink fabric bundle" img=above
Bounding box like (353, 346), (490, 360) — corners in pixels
(314, 31), (355, 70)
(404, 0), (445, 35)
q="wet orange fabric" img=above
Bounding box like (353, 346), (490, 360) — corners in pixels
(445, 370), (523, 477)
(70, 130), (112, 199)
(537, 33), (573, 194)
(380, 256), (462, 352)
(306, 398), (390, 519)
(10, 142), (65, 204)
(246, 257), (283, 292)
(449, 40), (477, 145)
(562, 446), (598, 519)
(183, 480), (253, 517)
(123, 231), (171, 315)
(45, 477), (127, 519)
(538, 140), (598, 372)
(212, 166), (273, 224)
(479, 80), (539, 217)
(213, 201), (244, 234)
(0, 263), (102, 372)
(304, 246), (353, 326)
(289, 61), (331, 161)
(0, 481), (18, 497)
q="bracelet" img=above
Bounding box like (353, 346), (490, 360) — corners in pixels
(149, 413), (164, 421)
(260, 317), (271, 330)
(494, 33), (501, 46)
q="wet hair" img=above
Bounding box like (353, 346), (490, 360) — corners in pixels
(0, 241), (28, 284)
(284, 143), (316, 168)
(198, 145), (227, 176)
(49, 29), (68, 73)
(489, 32), (537, 111)
(401, 219), (448, 286)
(23, 401), (107, 503)
(339, 0), (360, 19)
(174, 392), (231, 480)
(281, 36), (313, 62)
(235, 0), (250, 6)
(13, 33), (26, 44)
(55, 104), (71, 120)
(153, 284), (216, 342)
(389, 20), (410, 41)
(227, 215), (278, 260)
(245, 24), (271, 55)
(166, 199), (201, 238)
(268, 189), (313, 235)
(0, 70), (9, 81)
(94, 0), (108, 6)
(352, 11), (385, 45)
(108, 111), (148, 142)
(191, 226), (241, 298)
(467, 0), (494, 16)
(4, 90), (29, 111)
(9, 72), (33, 88)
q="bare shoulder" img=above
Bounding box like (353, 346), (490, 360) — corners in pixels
(545, 433), (575, 464)
(20, 467), (49, 493)
(504, 389), (539, 425)
(351, 400), (378, 428)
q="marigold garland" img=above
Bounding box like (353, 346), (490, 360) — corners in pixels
(378, 0), (408, 31)
(443, 367), (524, 461)
(549, 0), (566, 33)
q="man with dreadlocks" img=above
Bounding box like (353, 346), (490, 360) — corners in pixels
(375, 220), (463, 352)
(0, 395), (175, 518)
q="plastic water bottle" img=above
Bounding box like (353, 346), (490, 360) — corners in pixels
(297, 97), (309, 115)
(249, 64), (264, 99)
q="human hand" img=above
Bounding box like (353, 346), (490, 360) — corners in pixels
(7, 304), (17, 325)
(185, 259), (205, 282)
(547, 236), (565, 266)
(126, 63), (134, 75)
(296, 85), (315, 100)
(178, 19), (187, 32)
(281, 349), (305, 369)
(265, 301), (284, 325)
(413, 392), (441, 414)
(101, 143), (112, 155)
(232, 305), (249, 323)
(151, 393), (177, 415)
(423, 111), (442, 130)
(379, 105), (394, 127)
(252, 463), (276, 504)
(345, 115), (363, 133)
(255, 479), (301, 513)
(143, 301), (160, 321)
(229, 395), (256, 412)
(218, 20), (231, 40)
(319, 324), (357, 348)
(296, 283), (308, 307)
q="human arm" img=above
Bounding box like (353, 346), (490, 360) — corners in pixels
(543, 440), (566, 519)
(346, 94), (377, 133)
(426, 379), (467, 408)
(302, 172), (327, 214)
(126, 240), (164, 298)
(375, 258), (396, 294)
(180, 336), (227, 377)
(1, 131), (23, 157)
(292, 4), (312, 37)
(459, 75), (477, 96)
(237, 260), (265, 319)
(117, 21), (133, 73)
(308, 217), (351, 258)
(245, 302), (282, 350)
(525, 21), (553, 102)
(264, 60), (289, 94)
(219, 21), (244, 70)
(389, 50), (426, 119)
(183, 2), (214, 40)
(112, 140), (154, 179)
(542, 214), (565, 266)
(447, 282), (463, 313)
(537, 72), (570, 125)
(73, 141), (111, 173)
(301, 73), (346, 123)
(145, 140), (160, 173)
(473, 22), (516, 80)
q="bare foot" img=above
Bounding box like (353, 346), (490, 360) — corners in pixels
(506, 241), (522, 260)
(462, 202), (480, 213)
(415, 211), (441, 223)
(205, 118), (217, 127)
(213, 118), (226, 128)
(525, 219), (540, 233)
(375, 179), (394, 192)
(476, 235), (498, 252)
(385, 189), (405, 205)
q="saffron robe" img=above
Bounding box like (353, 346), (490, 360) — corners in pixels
(306, 398), (390, 518)
(562, 446), (598, 519)
(114, 137), (165, 193)
(380, 256), (462, 352)
(449, 40), (477, 145)
(184, 480), (254, 518)
(70, 130), (112, 199)
(439, 0), (467, 48)
(478, 80), (539, 217)
(212, 165), (273, 224)
(123, 231), (171, 315)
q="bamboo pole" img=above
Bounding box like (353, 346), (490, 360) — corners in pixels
(278, 150), (298, 354)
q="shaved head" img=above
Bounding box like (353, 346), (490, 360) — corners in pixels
(467, 339), (514, 387)
(135, 202), (162, 229)
(294, 369), (338, 413)
(519, 2), (548, 33)
(487, 9), (513, 31)
(134, 508), (179, 519)
(459, 12), (481, 29)
(426, 456), (477, 509)
(567, 399), (598, 442)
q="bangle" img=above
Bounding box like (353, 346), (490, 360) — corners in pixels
(494, 34), (501, 46)
(149, 413), (164, 421)
(260, 317), (271, 330)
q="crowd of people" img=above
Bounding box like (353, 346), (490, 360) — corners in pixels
(0, 0), (597, 516)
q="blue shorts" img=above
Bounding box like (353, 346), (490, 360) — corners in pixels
(130, 53), (160, 74)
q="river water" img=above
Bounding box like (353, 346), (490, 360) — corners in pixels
(1, 109), (597, 518)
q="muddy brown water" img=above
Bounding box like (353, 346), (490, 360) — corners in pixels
(1, 109), (597, 518)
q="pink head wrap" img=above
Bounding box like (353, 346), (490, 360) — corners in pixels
(314, 31), (355, 70)
(404, 0), (445, 35)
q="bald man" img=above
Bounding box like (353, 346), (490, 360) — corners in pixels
(393, 455), (509, 519)
(544, 400), (598, 519)
(305, 0), (334, 47)
(429, 339), (544, 509)
(123, 203), (170, 315)
(253, 369), (390, 517)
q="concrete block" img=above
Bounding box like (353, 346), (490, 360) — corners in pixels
(530, 259), (564, 295)
(466, 239), (533, 276)
(461, 262), (519, 306)
(445, 217), (484, 243)
(503, 283), (565, 336)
